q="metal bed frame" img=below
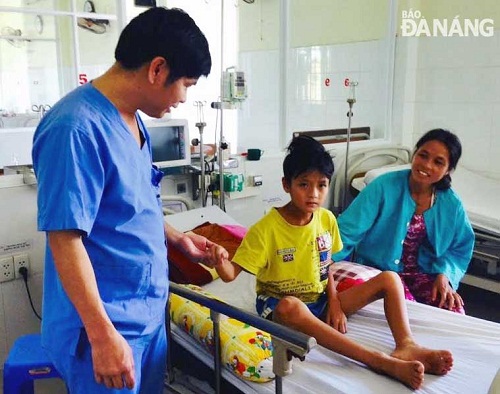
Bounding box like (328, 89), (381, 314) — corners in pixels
(166, 282), (317, 394)
(464, 228), (500, 293)
(328, 144), (412, 213)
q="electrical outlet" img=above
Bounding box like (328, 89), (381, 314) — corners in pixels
(0, 255), (15, 283)
(13, 253), (30, 279)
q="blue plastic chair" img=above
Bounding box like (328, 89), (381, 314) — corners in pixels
(3, 334), (64, 394)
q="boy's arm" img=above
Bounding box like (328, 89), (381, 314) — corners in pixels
(325, 267), (347, 334)
(210, 244), (243, 282)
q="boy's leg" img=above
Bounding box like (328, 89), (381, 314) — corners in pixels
(338, 271), (413, 343)
(338, 271), (453, 375)
(273, 295), (425, 390)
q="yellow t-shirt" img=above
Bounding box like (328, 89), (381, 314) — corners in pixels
(233, 207), (343, 303)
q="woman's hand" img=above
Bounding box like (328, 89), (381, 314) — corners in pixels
(432, 274), (464, 310)
(325, 298), (348, 334)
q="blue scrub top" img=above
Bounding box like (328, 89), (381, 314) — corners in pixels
(33, 83), (168, 352)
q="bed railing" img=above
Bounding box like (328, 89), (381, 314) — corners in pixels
(167, 282), (317, 394)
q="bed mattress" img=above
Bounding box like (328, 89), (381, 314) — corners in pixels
(452, 166), (500, 236)
(170, 271), (500, 394)
(166, 207), (500, 394)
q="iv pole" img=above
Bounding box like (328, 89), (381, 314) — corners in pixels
(218, 0), (226, 211)
(343, 81), (358, 212)
(194, 101), (207, 207)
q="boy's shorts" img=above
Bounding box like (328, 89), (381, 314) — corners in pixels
(256, 293), (328, 320)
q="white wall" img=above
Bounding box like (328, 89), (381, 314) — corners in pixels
(393, 1), (500, 179)
(0, 177), (44, 366)
(237, 0), (394, 154)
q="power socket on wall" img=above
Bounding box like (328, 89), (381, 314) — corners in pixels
(13, 253), (30, 279)
(0, 255), (15, 283)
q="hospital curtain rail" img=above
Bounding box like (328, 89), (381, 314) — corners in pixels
(167, 282), (317, 394)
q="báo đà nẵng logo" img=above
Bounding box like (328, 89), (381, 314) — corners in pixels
(401, 9), (494, 37)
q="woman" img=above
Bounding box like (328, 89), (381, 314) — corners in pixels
(333, 129), (474, 314)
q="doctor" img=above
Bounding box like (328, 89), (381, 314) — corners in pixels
(32, 7), (214, 394)
(333, 129), (474, 314)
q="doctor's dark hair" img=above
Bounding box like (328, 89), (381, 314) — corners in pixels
(115, 7), (211, 84)
(283, 136), (334, 182)
(414, 128), (462, 190)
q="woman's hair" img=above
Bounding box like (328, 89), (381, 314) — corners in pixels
(283, 135), (334, 182)
(115, 7), (211, 84)
(414, 128), (462, 190)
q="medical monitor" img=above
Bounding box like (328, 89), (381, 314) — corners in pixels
(144, 117), (191, 169)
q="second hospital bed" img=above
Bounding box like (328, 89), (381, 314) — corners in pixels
(164, 206), (500, 394)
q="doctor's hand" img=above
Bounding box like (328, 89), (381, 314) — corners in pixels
(432, 274), (463, 310)
(178, 232), (214, 262)
(91, 329), (135, 390)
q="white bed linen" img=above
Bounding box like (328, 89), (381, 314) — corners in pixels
(166, 207), (500, 394)
(452, 166), (500, 236)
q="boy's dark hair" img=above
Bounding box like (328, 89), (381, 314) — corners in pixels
(115, 7), (211, 84)
(283, 135), (334, 182)
(414, 128), (462, 190)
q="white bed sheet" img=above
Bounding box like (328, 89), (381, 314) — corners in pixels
(452, 166), (500, 236)
(166, 207), (500, 394)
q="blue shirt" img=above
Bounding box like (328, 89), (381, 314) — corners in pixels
(332, 169), (474, 289)
(32, 83), (168, 352)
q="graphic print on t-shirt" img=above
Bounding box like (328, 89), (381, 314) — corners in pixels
(317, 231), (333, 281)
(277, 247), (296, 263)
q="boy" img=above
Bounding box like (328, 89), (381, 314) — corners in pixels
(210, 136), (453, 390)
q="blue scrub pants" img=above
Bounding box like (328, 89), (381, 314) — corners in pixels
(51, 322), (167, 394)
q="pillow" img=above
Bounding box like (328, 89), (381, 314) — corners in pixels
(329, 261), (381, 291)
(364, 164), (411, 185)
(167, 235), (217, 285)
(169, 284), (274, 383)
(168, 222), (246, 285)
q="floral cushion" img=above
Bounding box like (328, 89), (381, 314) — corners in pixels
(169, 284), (274, 383)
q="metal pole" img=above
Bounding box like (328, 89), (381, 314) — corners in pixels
(195, 101), (207, 207)
(218, 0), (226, 211)
(343, 81), (358, 212)
(211, 310), (222, 394)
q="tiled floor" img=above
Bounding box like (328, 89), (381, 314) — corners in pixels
(0, 375), (195, 394)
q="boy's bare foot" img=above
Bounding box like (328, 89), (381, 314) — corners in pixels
(391, 344), (453, 375)
(371, 352), (425, 390)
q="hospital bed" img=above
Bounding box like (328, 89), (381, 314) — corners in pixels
(327, 144), (412, 214)
(165, 206), (500, 394)
(341, 145), (500, 295)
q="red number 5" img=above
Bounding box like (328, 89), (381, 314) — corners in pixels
(79, 73), (88, 85)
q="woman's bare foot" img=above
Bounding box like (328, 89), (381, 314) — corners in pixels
(391, 344), (453, 375)
(371, 352), (425, 390)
